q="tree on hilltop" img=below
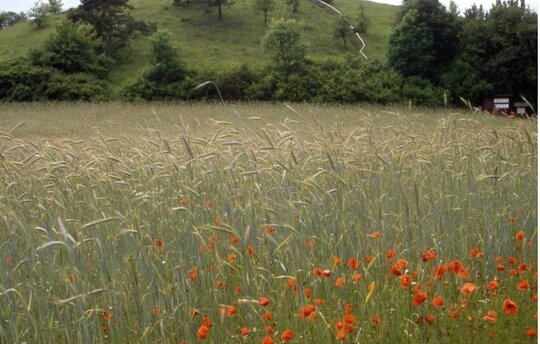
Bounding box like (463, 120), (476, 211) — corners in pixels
(255, 0), (275, 24)
(68, 0), (156, 57)
(262, 19), (306, 74)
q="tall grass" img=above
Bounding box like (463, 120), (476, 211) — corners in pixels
(0, 103), (536, 343)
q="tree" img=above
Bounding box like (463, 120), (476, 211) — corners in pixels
(255, 0), (275, 24)
(206, 0), (230, 21)
(285, 0), (300, 13)
(28, 1), (51, 29)
(262, 19), (306, 74)
(0, 11), (27, 29)
(483, 0), (537, 103)
(442, 0), (537, 105)
(391, 0), (460, 82)
(124, 31), (192, 100)
(334, 16), (351, 48)
(355, 2), (370, 34)
(48, 0), (63, 14)
(68, 0), (156, 57)
(30, 20), (111, 78)
(388, 10), (434, 79)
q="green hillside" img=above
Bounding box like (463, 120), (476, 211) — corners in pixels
(0, 0), (399, 89)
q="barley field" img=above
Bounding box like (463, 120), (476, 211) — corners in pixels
(0, 103), (537, 343)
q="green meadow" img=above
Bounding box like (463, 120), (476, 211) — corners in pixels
(0, 103), (537, 343)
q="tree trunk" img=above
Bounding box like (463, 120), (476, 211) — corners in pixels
(218, 2), (222, 21)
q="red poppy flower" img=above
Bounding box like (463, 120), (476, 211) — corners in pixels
(517, 279), (529, 291)
(496, 264), (505, 271)
(503, 298), (518, 315)
(205, 200), (213, 208)
(240, 327), (250, 337)
(286, 278), (297, 291)
(412, 291), (428, 306)
(179, 197), (189, 206)
(508, 256), (516, 265)
(456, 267), (469, 279)
(396, 258), (409, 270)
(314, 298), (325, 306)
(154, 239), (164, 251)
(483, 310), (497, 323)
(449, 310), (459, 318)
(259, 297), (270, 307)
(433, 264), (447, 280)
(266, 226), (275, 233)
(371, 315), (381, 326)
(246, 246), (255, 256)
(262, 335), (274, 344)
(515, 230), (525, 241)
(386, 249), (396, 259)
(352, 272), (363, 283)
(281, 330), (294, 341)
(335, 277), (345, 287)
(487, 279), (498, 290)
(447, 260), (462, 273)
(432, 295), (444, 308)
(347, 257), (359, 270)
(197, 325), (209, 339)
(100, 327), (108, 334)
(228, 252), (236, 263)
(261, 312), (272, 321)
(299, 305), (316, 318)
(336, 329), (347, 341)
(321, 269), (331, 277)
(527, 329), (537, 337)
(103, 310), (112, 321)
(332, 257), (342, 266)
(151, 307), (159, 315)
(189, 267), (198, 282)
(391, 264), (401, 276)
(303, 288), (312, 298)
(364, 255), (375, 264)
(507, 215), (517, 224)
(421, 248), (436, 262)
(265, 326), (274, 334)
(368, 231), (380, 239)
(399, 274), (412, 288)
(425, 314), (435, 325)
(344, 314), (356, 324)
(230, 236), (239, 245)
(460, 282), (477, 295)
(202, 315), (213, 328)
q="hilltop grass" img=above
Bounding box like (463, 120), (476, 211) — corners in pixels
(0, 0), (399, 90)
(0, 103), (537, 343)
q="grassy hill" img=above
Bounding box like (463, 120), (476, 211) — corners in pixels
(0, 0), (399, 90)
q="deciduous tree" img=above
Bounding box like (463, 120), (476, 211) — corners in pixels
(68, 0), (155, 57)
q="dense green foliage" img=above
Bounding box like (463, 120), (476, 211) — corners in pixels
(30, 20), (110, 77)
(0, 0), (536, 107)
(0, 20), (110, 101)
(443, 1), (538, 104)
(124, 32), (192, 100)
(0, 11), (27, 29)
(390, 0), (537, 106)
(67, 0), (156, 56)
(261, 19), (307, 74)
